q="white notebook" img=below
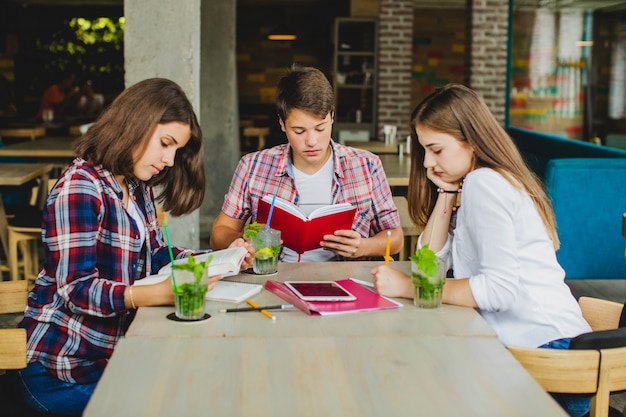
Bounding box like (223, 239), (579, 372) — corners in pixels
(135, 273), (262, 303)
(134, 247), (261, 303)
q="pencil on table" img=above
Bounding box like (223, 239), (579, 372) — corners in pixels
(246, 298), (276, 321)
(384, 230), (391, 266)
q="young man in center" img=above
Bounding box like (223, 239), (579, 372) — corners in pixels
(210, 65), (403, 262)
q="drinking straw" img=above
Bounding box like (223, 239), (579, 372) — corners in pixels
(265, 195), (277, 230)
(162, 219), (179, 296)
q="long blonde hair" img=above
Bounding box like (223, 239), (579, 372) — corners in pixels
(406, 84), (559, 248)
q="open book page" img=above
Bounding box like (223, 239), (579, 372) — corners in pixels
(257, 195), (357, 253)
(158, 246), (248, 277)
(260, 195), (353, 220)
(134, 274), (262, 303)
(204, 281), (262, 303)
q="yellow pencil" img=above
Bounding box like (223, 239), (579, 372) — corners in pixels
(384, 230), (391, 266)
(246, 299), (276, 321)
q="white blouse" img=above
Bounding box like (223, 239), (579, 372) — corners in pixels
(428, 168), (591, 347)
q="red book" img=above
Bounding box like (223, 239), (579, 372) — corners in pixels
(257, 195), (357, 254)
(265, 278), (403, 316)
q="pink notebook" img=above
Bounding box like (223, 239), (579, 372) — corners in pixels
(265, 278), (403, 316)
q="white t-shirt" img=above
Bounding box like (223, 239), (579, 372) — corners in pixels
(283, 154), (336, 262)
(423, 168), (591, 347)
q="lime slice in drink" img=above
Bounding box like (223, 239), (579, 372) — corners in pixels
(256, 247), (274, 259)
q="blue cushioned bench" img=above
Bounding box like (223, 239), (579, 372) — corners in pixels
(507, 128), (626, 279)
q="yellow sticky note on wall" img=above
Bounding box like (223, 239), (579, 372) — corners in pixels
(428, 58), (439, 66)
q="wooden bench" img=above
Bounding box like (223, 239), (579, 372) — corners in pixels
(392, 196), (421, 261)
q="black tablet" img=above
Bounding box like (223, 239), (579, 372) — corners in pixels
(284, 281), (356, 302)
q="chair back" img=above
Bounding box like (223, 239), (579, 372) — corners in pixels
(157, 206), (167, 227)
(0, 280), (28, 314)
(579, 296), (623, 331)
(0, 280), (28, 370)
(507, 346), (599, 394)
(508, 296), (626, 417)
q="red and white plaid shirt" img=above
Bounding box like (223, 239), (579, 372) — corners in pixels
(221, 141), (400, 260)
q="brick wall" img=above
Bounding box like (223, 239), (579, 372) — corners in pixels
(376, 0), (413, 141)
(468, 0), (509, 124)
(377, 0), (510, 130)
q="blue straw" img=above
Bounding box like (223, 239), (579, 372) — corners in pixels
(162, 221), (179, 296)
(265, 195), (276, 230)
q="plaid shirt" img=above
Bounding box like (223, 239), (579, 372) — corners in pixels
(20, 158), (190, 384)
(222, 141), (400, 259)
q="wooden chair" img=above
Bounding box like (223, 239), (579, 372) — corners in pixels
(6, 179), (56, 281)
(0, 126), (46, 142)
(0, 281), (66, 416)
(0, 280), (28, 370)
(392, 196), (421, 261)
(507, 297), (626, 417)
(157, 205), (168, 227)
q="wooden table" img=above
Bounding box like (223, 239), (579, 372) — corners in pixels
(126, 262), (496, 339)
(0, 136), (76, 173)
(346, 140), (399, 154)
(85, 336), (567, 417)
(84, 261), (568, 417)
(0, 163), (53, 264)
(379, 153), (411, 187)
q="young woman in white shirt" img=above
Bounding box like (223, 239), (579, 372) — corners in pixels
(370, 84), (591, 417)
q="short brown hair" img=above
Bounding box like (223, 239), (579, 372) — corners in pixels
(75, 78), (205, 216)
(275, 65), (334, 122)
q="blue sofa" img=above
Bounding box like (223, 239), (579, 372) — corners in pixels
(507, 128), (626, 279)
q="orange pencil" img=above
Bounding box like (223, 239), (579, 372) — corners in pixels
(384, 230), (391, 266)
(246, 298), (276, 321)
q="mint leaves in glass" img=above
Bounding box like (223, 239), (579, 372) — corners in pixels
(410, 245), (446, 308)
(171, 254), (212, 320)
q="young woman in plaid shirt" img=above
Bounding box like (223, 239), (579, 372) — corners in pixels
(12, 78), (251, 416)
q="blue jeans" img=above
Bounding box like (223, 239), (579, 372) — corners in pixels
(9, 361), (97, 416)
(540, 338), (591, 417)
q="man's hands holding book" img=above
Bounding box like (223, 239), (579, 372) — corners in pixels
(319, 229), (364, 258)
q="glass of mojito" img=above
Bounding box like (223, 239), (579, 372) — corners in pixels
(171, 255), (210, 320)
(251, 228), (281, 275)
(410, 246), (447, 309)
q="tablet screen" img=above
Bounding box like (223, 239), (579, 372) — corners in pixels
(285, 281), (356, 301)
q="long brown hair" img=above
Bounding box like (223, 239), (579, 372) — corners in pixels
(406, 84), (559, 248)
(74, 78), (205, 216)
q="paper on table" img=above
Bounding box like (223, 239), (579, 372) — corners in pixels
(134, 246), (259, 303)
(134, 273), (262, 303)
